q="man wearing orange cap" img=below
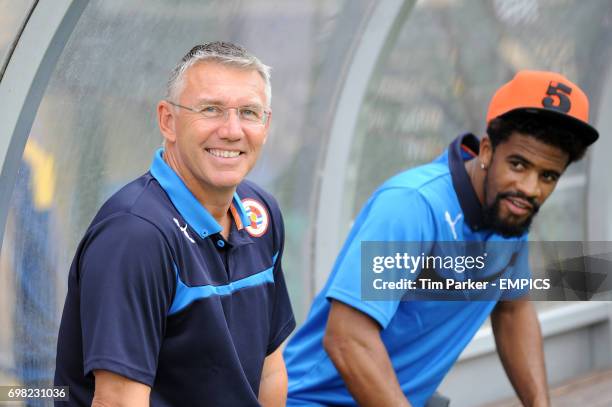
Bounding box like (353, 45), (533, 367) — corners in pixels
(284, 71), (599, 407)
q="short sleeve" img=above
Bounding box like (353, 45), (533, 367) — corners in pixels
(266, 208), (296, 354)
(326, 188), (435, 329)
(78, 214), (175, 386)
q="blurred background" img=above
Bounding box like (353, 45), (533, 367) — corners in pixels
(1, 0), (611, 405)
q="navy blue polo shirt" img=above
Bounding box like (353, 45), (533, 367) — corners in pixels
(55, 149), (295, 406)
(284, 134), (529, 407)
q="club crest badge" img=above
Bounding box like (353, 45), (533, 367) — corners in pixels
(242, 198), (269, 237)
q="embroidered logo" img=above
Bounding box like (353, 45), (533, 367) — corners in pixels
(173, 218), (195, 243)
(444, 211), (462, 241)
(242, 198), (269, 237)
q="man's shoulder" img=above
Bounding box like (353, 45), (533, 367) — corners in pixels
(351, 159), (461, 241)
(379, 160), (449, 192)
(89, 172), (172, 234)
(373, 160), (452, 205)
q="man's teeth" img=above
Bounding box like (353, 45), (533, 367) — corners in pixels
(207, 149), (240, 158)
(510, 198), (527, 209)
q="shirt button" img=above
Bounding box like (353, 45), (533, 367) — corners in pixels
(217, 240), (225, 248)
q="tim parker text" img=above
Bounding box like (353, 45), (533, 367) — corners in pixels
(372, 278), (551, 291)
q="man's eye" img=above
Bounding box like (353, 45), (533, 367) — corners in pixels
(541, 172), (559, 183)
(201, 106), (222, 115)
(240, 109), (261, 119)
(510, 161), (525, 170)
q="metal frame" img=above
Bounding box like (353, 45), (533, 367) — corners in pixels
(0, 1), (38, 82)
(0, 0), (89, 248)
(588, 61), (612, 241)
(314, 0), (415, 290)
(459, 302), (612, 361)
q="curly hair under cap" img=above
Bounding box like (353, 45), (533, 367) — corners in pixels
(486, 111), (589, 165)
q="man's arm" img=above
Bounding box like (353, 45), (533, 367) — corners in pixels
(323, 300), (412, 407)
(92, 370), (150, 407)
(491, 299), (549, 407)
(258, 347), (288, 407)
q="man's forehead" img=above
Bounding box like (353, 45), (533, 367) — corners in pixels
(181, 61), (266, 103)
(497, 132), (569, 168)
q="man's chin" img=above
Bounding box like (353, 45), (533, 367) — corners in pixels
(491, 216), (533, 238)
(483, 198), (536, 238)
(205, 171), (248, 191)
(212, 180), (242, 191)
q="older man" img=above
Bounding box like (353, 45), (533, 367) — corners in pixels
(55, 42), (295, 406)
(284, 70), (599, 407)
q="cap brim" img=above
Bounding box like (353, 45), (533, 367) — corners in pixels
(499, 107), (599, 146)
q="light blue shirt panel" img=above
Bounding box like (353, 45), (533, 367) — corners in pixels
(325, 187), (436, 328)
(381, 301), (496, 406)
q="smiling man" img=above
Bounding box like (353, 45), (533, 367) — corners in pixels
(284, 70), (599, 407)
(54, 42), (295, 406)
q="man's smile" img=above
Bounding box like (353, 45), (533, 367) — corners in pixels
(205, 148), (243, 158)
(502, 196), (532, 217)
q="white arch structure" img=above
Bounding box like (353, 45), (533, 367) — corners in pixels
(0, 0), (89, 246)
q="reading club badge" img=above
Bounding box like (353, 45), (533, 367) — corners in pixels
(242, 198), (269, 237)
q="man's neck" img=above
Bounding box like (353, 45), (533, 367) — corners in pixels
(465, 158), (485, 206)
(200, 197), (233, 239)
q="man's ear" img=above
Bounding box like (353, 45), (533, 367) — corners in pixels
(158, 100), (177, 144)
(479, 135), (493, 169)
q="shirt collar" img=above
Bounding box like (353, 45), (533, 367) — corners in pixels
(150, 148), (250, 238)
(230, 194), (250, 231)
(448, 133), (484, 231)
(228, 221), (255, 247)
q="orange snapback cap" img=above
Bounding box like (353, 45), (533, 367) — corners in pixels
(486, 70), (599, 145)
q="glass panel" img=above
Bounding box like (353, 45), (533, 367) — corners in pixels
(346, 0), (612, 314)
(0, 0), (375, 388)
(0, 0), (35, 70)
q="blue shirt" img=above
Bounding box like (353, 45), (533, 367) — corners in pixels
(55, 149), (295, 406)
(284, 134), (529, 407)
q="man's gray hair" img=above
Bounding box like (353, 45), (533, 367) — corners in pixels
(166, 42), (272, 107)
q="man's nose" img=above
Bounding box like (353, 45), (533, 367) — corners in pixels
(516, 171), (541, 200)
(218, 108), (243, 140)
